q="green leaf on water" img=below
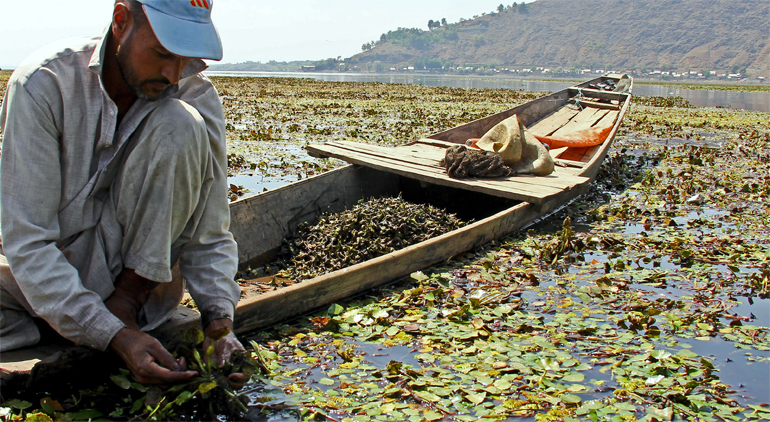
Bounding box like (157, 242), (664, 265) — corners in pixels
(371, 308), (389, 319)
(319, 378), (335, 386)
(110, 374), (132, 390)
(327, 303), (345, 315)
(414, 391), (441, 403)
(561, 394), (582, 404)
(646, 406), (674, 420)
(3, 399), (32, 410)
(197, 381), (218, 394)
(40, 398), (62, 414)
(465, 392), (486, 405)
(129, 396), (146, 414)
(748, 404), (770, 413)
(563, 372), (585, 382)
(613, 402), (636, 412)
(676, 349), (699, 358)
(174, 391), (194, 406)
(645, 375), (665, 386)
(429, 387), (452, 397)
(493, 379), (511, 391)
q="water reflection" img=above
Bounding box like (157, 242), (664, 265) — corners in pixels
(634, 84), (770, 112)
(207, 71), (770, 113)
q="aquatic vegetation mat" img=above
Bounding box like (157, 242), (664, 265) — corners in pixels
(1, 75), (769, 421)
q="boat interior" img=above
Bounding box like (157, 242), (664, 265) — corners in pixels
(230, 165), (521, 270)
(306, 78), (631, 211)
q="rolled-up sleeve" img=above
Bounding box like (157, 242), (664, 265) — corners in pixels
(0, 72), (125, 350)
(176, 76), (240, 328)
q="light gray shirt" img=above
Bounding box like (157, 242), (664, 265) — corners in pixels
(0, 31), (240, 350)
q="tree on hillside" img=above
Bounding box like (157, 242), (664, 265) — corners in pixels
(441, 18), (448, 26)
(518, 2), (529, 13)
(511, 2), (517, 11)
(498, 4), (505, 13)
(428, 19), (443, 30)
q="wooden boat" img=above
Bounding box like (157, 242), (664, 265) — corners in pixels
(0, 75), (632, 388)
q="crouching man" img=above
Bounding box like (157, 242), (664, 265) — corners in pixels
(0, 0), (246, 385)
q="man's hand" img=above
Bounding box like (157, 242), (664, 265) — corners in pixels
(203, 318), (249, 388)
(109, 328), (197, 385)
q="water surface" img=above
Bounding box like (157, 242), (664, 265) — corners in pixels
(207, 71), (770, 113)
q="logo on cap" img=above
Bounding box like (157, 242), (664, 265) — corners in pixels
(190, 0), (210, 9)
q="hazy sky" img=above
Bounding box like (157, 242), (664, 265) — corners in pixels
(0, 0), (533, 69)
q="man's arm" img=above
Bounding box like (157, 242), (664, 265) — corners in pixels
(0, 70), (125, 351)
(175, 75), (241, 329)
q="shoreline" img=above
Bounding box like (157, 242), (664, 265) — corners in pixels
(204, 69), (770, 90)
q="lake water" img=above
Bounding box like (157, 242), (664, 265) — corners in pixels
(206, 71), (770, 113)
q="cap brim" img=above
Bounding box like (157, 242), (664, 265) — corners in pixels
(142, 4), (223, 61)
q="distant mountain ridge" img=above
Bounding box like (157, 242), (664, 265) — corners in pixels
(349, 0), (770, 76)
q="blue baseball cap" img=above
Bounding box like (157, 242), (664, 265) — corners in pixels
(137, 0), (223, 61)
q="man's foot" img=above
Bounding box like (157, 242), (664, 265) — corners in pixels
(105, 269), (157, 330)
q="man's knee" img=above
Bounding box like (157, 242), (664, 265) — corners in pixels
(142, 99), (208, 157)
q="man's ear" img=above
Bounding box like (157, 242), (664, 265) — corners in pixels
(111, 2), (133, 43)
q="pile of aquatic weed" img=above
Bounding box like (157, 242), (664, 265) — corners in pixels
(272, 196), (469, 282)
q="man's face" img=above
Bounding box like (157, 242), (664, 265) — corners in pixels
(116, 22), (192, 101)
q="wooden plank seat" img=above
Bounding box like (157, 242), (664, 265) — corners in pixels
(307, 140), (589, 205)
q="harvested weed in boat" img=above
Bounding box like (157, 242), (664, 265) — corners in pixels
(275, 196), (468, 281)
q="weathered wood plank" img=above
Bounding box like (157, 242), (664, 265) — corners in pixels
(308, 143), (573, 204)
(593, 110), (620, 129)
(330, 141), (588, 189)
(558, 145), (601, 162)
(548, 147), (570, 159)
(555, 107), (606, 132)
(550, 107), (613, 140)
(427, 90), (571, 144)
(309, 142), (589, 204)
(528, 106), (581, 137)
(335, 141), (447, 168)
(578, 100), (621, 110)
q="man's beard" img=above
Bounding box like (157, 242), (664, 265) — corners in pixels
(116, 31), (175, 101)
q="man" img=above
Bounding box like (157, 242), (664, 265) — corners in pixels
(0, 0), (245, 385)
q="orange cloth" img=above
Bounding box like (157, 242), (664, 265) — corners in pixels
(533, 125), (613, 149)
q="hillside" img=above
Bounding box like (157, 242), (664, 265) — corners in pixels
(350, 0), (770, 76)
